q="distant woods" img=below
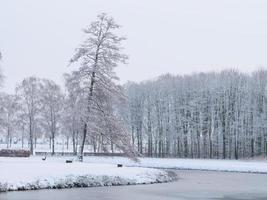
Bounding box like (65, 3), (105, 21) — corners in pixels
(126, 70), (267, 159)
(3, 68), (266, 160)
(0, 14), (137, 160)
(1, 17), (267, 160)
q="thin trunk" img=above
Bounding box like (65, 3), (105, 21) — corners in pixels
(79, 122), (87, 161)
(52, 131), (55, 156)
(29, 116), (34, 155)
(79, 65), (96, 161)
(72, 131), (77, 155)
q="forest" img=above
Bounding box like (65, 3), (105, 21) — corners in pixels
(126, 70), (267, 159)
(1, 14), (267, 160)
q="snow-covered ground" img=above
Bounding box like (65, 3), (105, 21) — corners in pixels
(82, 156), (267, 174)
(1, 155), (267, 193)
(3, 170), (267, 200)
(0, 157), (176, 192)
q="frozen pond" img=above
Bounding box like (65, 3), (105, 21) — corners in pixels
(1, 170), (267, 200)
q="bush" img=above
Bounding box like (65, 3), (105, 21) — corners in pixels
(0, 149), (31, 157)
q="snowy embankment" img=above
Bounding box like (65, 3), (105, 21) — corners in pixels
(82, 157), (267, 174)
(0, 157), (176, 192)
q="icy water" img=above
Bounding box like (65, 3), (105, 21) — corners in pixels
(1, 170), (267, 200)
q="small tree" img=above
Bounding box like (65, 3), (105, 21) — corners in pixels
(0, 94), (20, 148)
(63, 72), (85, 155)
(40, 79), (64, 155)
(70, 13), (136, 161)
(16, 77), (42, 154)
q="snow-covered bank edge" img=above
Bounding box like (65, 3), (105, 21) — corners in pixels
(0, 172), (177, 192)
(137, 166), (267, 175)
(81, 157), (267, 174)
(0, 159), (177, 192)
(0, 173), (177, 193)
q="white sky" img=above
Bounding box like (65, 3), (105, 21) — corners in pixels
(1, 0), (267, 93)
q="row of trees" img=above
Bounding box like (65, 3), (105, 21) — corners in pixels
(0, 14), (136, 160)
(0, 77), (63, 155)
(0, 73), (134, 157)
(2, 14), (267, 160)
(126, 70), (267, 159)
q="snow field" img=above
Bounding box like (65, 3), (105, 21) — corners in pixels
(0, 157), (176, 192)
(82, 156), (267, 174)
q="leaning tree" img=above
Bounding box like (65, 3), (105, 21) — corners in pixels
(70, 13), (137, 161)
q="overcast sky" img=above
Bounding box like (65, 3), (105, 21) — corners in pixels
(1, 0), (267, 93)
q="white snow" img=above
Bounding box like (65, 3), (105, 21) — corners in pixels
(82, 156), (267, 174)
(0, 157), (175, 192)
(1, 156), (267, 192)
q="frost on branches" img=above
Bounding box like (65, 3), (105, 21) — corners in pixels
(69, 13), (137, 161)
(126, 71), (267, 159)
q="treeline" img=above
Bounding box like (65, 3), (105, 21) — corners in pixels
(0, 77), (64, 154)
(2, 14), (267, 160)
(1, 69), (267, 160)
(0, 75), (120, 155)
(126, 70), (267, 159)
(0, 14), (136, 159)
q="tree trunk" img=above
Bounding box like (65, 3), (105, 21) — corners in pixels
(72, 130), (77, 155)
(79, 122), (87, 161)
(79, 67), (96, 161)
(29, 117), (34, 155)
(52, 131), (55, 156)
(66, 136), (69, 150)
(21, 126), (24, 148)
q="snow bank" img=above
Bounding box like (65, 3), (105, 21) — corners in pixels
(0, 157), (176, 192)
(82, 156), (267, 174)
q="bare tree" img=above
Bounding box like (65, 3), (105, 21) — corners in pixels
(40, 79), (64, 155)
(0, 94), (20, 148)
(63, 72), (85, 155)
(70, 13), (136, 161)
(125, 70), (267, 159)
(17, 111), (28, 148)
(16, 77), (41, 154)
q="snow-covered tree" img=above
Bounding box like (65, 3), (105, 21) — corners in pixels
(125, 70), (267, 159)
(0, 94), (20, 148)
(63, 72), (86, 155)
(39, 79), (64, 155)
(69, 13), (136, 161)
(16, 77), (42, 154)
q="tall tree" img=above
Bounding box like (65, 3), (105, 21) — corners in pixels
(16, 77), (41, 154)
(40, 79), (64, 155)
(63, 72), (86, 155)
(0, 94), (20, 148)
(70, 13), (136, 161)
